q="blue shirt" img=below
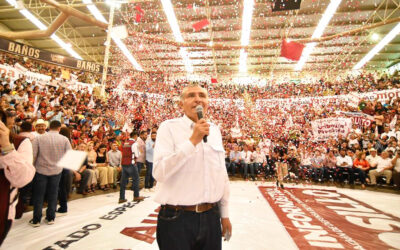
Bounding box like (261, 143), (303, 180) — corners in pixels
(146, 139), (155, 163)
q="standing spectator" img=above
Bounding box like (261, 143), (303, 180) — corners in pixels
(136, 131), (147, 176)
(32, 119), (47, 137)
(145, 131), (156, 191)
(369, 151), (393, 186)
(107, 142), (122, 189)
(0, 112), (35, 245)
(18, 121), (35, 141)
(30, 120), (71, 227)
(119, 132), (144, 203)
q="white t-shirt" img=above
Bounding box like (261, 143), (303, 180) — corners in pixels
(376, 158), (392, 172)
(366, 155), (380, 168)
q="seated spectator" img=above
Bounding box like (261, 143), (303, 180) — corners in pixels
(353, 152), (370, 189)
(96, 144), (114, 191)
(369, 151), (393, 186)
(336, 149), (354, 186)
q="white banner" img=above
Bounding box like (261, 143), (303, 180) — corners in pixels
(311, 117), (352, 141)
(0, 64), (22, 82)
(24, 70), (51, 84)
(256, 88), (400, 109)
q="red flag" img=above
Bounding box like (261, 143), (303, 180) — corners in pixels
(280, 39), (304, 61)
(192, 19), (209, 31)
(211, 78), (218, 83)
(135, 5), (144, 14)
(136, 13), (143, 22)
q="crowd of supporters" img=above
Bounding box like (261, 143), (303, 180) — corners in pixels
(0, 51), (400, 233)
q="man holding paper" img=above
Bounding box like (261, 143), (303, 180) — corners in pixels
(30, 120), (71, 227)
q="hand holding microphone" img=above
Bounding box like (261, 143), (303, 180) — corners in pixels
(189, 105), (209, 146)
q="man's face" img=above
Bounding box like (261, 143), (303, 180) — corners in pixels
(111, 143), (117, 151)
(179, 86), (209, 122)
(140, 132), (147, 141)
(151, 133), (156, 141)
(381, 151), (388, 159)
(78, 144), (86, 151)
(36, 124), (46, 134)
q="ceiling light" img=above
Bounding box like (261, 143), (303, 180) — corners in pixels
(19, 9), (47, 30)
(112, 36), (143, 71)
(239, 49), (248, 73)
(241, 0), (254, 46)
(371, 33), (380, 41)
(295, 0), (342, 71)
(239, 0), (254, 73)
(11, 3), (82, 59)
(84, 0), (143, 71)
(353, 23), (400, 70)
(161, 0), (193, 73)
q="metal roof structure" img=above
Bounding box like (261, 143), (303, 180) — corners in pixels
(0, 0), (399, 77)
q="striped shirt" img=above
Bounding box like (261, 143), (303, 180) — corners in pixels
(32, 131), (71, 175)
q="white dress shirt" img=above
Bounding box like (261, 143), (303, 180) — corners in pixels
(336, 155), (353, 168)
(153, 115), (230, 218)
(241, 151), (252, 164)
(252, 151), (266, 164)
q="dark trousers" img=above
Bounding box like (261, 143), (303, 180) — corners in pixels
(145, 161), (154, 188)
(58, 169), (73, 212)
(229, 162), (241, 176)
(77, 170), (91, 193)
(337, 167), (354, 184)
(244, 163), (256, 180)
(136, 162), (144, 176)
(120, 164), (139, 199)
(353, 168), (367, 184)
(157, 206), (222, 250)
(32, 172), (62, 222)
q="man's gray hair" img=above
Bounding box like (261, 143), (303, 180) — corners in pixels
(179, 83), (208, 101)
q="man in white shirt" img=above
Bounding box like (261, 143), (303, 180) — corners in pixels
(336, 149), (354, 185)
(369, 151), (393, 185)
(153, 84), (231, 249)
(32, 119), (47, 138)
(252, 147), (266, 181)
(366, 148), (379, 168)
(241, 146), (253, 180)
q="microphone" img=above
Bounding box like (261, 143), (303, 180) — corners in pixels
(195, 105), (207, 143)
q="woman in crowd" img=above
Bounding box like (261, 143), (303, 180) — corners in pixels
(353, 152), (370, 189)
(86, 141), (98, 193)
(96, 144), (113, 191)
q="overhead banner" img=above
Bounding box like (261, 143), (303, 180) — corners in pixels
(256, 88), (400, 110)
(260, 187), (400, 250)
(311, 117), (352, 141)
(0, 37), (113, 74)
(336, 111), (374, 128)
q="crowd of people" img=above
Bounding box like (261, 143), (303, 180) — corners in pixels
(0, 51), (400, 241)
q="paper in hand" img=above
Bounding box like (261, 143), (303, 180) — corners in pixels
(57, 150), (87, 171)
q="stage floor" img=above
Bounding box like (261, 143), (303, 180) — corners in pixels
(2, 181), (400, 250)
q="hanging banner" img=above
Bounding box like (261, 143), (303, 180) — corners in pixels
(0, 37), (115, 74)
(336, 111), (374, 128)
(259, 187), (400, 250)
(311, 117), (352, 141)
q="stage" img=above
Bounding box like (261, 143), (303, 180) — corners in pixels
(2, 181), (400, 250)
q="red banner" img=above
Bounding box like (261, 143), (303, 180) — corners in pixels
(259, 187), (400, 249)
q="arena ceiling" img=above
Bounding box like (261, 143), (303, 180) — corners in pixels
(0, 0), (399, 77)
